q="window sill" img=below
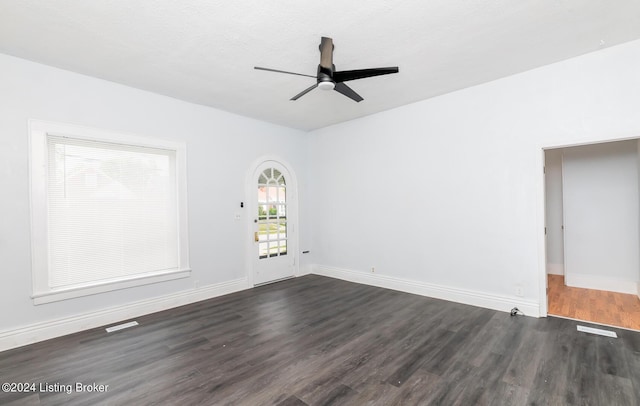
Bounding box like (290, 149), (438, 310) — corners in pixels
(32, 269), (191, 305)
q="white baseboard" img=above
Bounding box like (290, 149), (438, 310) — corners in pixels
(0, 278), (249, 352)
(312, 265), (540, 317)
(297, 263), (313, 276)
(546, 263), (564, 275)
(565, 273), (637, 295)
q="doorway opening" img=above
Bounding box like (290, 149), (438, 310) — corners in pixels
(544, 139), (640, 330)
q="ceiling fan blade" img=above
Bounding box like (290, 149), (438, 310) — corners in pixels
(319, 37), (334, 69)
(254, 66), (316, 79)
(334, 82), (363, 102)
(291, 83), (318, 101)
(333, 67), (399, 83)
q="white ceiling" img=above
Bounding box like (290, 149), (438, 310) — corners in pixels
(1, 1), (640, 131)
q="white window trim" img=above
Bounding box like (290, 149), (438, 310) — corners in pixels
(29, 120), (190, 305)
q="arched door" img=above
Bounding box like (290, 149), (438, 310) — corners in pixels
(251, 160), (297, 285)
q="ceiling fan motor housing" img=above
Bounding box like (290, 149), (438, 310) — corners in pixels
(317, 65), (336, 90)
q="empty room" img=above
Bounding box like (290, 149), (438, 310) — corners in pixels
(1, 1), (640, 405)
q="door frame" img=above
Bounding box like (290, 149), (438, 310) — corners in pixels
(245, 156), (299, 286)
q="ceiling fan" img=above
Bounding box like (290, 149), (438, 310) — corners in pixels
(254, 37), (399, 102)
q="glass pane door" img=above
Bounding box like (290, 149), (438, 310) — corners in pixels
(257, 168), (287, 259)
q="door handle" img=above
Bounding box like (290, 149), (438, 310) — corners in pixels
(254, 232), (259, 242)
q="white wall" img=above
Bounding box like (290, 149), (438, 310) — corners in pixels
(308, 38), (640, 316)
(0, 54), (310, 339)
(544, 149), (564, 275)
(562, 141), (639, 294)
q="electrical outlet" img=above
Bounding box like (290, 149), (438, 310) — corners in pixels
(515, 285), (524, 297)
(371, 267), (375, 273)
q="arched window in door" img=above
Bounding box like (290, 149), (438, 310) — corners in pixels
(257, 168), (287, 259)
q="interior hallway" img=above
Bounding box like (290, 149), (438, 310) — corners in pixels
(548, 274), (640, 331)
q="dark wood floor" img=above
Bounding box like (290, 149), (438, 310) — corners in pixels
(1, 275), (639, 405)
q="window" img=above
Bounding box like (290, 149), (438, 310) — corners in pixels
(29, 120), (190, 304)
(257, 167), (287, 258)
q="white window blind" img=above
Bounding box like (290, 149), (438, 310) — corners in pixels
(46, 135), (179, 289)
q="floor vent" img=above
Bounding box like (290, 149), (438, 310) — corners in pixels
(577, 325), (617, 338)
(106, 321), (139, 333)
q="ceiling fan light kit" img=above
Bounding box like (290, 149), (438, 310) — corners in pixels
(255, 36), (399, 102)
(317, 81), (335, 91)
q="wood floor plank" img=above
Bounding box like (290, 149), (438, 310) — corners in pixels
(488, 382), (530, 406)
(1, 275), (639, 405)
(276, 395), (308, 406)
(501, 328), (546, 388)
